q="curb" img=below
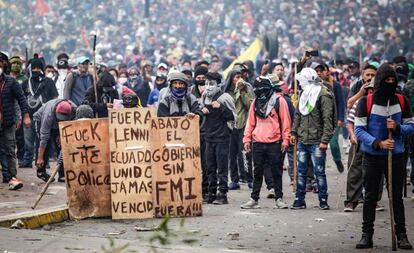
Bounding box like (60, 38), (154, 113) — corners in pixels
(0, 205), (69, 229)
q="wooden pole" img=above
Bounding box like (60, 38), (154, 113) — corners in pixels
(292, 63), (298, 192)
(31, 166), (59, 209)
(386, 100), (397, 251)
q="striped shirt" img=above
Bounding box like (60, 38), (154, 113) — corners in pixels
(347, 99), (359, 124)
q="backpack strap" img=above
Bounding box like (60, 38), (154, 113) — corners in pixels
(366, 93), (405, 116)
(366, 93), (374, 115)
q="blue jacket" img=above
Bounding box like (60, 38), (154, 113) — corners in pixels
(355, 95), (414, 155)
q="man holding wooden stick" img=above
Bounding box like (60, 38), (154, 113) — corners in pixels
(354, 63), (413, 250)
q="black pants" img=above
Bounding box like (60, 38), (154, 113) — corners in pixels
(229, 128), (252, 183)
(206, 141), (229, 195)
(200, 137), (208, 196)
(362, 153), (406, 234)
(15, 123), (25, 161)
(251, 142), (283, 201)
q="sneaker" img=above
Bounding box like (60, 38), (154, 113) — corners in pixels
(228, 182), (240, 190)
(2, 177), (11, 184)
(205, 193), (216, 204)
(240, 198), (260, 209)
(344, 203), (355, 212)
(267, 188), (275, 198)
(335, 160), (345, 173)
(58, 177), (65, 183)
(397, 233), (413, 250)
(312, 186), (319, 193)
(290, 199), (306, 209)
(37, 171), (54, 183)
(247, 182), (253, 189)
(8, 177), (23, 190)
(213, 192), (228, 205)
(275, 198), (288, 209)
(375, 203), (385, 211)
(319, 199), (330, 210)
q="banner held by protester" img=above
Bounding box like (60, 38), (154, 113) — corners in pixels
(150, 117), (202, 218)
(109, 108), (154, 219)
(59, 119), (111, 219)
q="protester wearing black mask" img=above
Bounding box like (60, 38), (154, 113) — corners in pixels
(190, 66), (208, 99)
(126, 67), (150, 107)
(21, 55), (58, 170)
(83, 70), (119, 118)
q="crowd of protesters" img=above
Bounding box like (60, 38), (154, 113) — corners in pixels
(1, 0), (414, 250)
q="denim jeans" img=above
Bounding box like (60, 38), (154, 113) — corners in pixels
(23, 119), (36, 165)
(296, 142), (328, 202)
(0, 126), (17, 181)
(251, 142), (283, 201)
(206, 141), (230, 194)
(362, 153), (406, 234)
(229, 128), (252, 183)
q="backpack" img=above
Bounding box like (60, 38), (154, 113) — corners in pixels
(275, 94), (295, 122)
(366, 93), (405, 116)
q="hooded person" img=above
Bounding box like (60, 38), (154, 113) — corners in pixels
(354, 63), (414, 249)
(224, 69), (254, 190)
(33, 99), (77, 182)
(83, 70), (119, 118)
(126, 67), (151, 107)
(240, 76), (291, 209)
(290, 67), (335, 210)
(20, 54), (58, 169)
(200, 71), (235, 205)
(190, 66), (208, 99)
(0, 51), (30, 190)
(242, 60), (256, 84)
(157, 71), (202, 118)
(147, 71), (168, 107)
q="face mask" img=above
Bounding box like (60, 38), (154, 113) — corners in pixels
(171, 87), (187, 98)
(32, 71), (44, 80)
(46, 73), (54, 79)
(254, 86), (272, 101)
(119, 77), (128, 85)
(195, 79), (205, 86)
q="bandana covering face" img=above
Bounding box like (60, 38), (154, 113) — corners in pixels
(252, 76), (276, 118)
(296, 68), (322, 116)
(171, 87), (187, 99)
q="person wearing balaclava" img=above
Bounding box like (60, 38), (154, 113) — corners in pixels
(200, 72), (235, 205)
(240, 76), (291, 210)
(55, 53), (70, 99)
(34, 99), (77, 183)
(83, 70), (119, 118)
(157, 71), (202, 118)
(21, 54), (58, 169)
(354, 64), (414, 250)
(290, 68), (335, 210)
(224, 69), (254, 191)
(190, 66), (208, 99)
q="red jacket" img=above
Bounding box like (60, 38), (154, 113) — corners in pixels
(243, 93), (291, 146)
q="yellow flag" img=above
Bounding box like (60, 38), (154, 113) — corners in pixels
(223, 38), (262, 78)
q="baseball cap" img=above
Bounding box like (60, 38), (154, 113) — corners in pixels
(76, 56), (90, 65)
(55, 101), (74, 121)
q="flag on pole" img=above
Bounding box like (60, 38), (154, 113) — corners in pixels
(223, 38), (262, 78)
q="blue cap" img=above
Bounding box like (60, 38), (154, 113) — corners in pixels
(76, 56), (90, 65)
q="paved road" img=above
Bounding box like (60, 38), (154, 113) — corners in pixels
(1, 147), (413, 253)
